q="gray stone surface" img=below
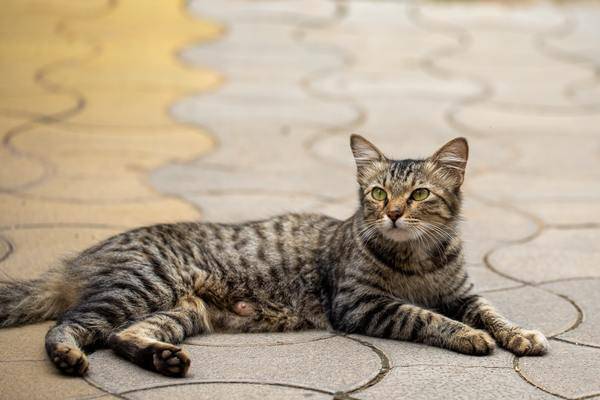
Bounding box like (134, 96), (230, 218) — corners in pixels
(86, 336), (380, 394)
(124, 383), (331, 400)
(185, 331), (334, 347)
(485, 286), (577, 337)
(357, 365), (553, 400)
(489, 228), (600, 284)
(353, 334), (513, 369)
(519, 341), (600, 399)
(542, 279), (600, 347)
(467, 265), (521, 294)
(461, 196), (539, 266)
(519, 199), (600, 227)
(150, 0), (357, 220)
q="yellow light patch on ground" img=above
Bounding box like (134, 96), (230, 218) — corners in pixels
(0, 0), (220, 215)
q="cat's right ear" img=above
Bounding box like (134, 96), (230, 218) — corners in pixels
(350, 134), (385, 167)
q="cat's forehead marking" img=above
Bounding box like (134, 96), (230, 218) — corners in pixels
(386, 159), (423, 188)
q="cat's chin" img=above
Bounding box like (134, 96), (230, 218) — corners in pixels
(381, 228), (412, 242)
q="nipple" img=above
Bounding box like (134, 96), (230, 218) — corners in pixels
(233, 301), (255, 317)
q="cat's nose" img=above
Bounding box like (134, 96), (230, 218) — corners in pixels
(387, 209), (403, 223)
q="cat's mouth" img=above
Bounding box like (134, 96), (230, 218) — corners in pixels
(381, 220), (413, 242)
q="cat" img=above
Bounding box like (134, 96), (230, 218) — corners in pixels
(0, 135), (548, 377)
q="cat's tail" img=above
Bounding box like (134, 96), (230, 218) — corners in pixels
(0, 267), (76, 328)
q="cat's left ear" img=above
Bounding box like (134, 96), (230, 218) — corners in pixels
(430, 137), (469, 186)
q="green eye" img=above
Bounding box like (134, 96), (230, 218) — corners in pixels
(411, 188), (430, 201)
(371, 187), (387, 201)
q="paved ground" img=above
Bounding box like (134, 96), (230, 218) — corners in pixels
(1, 0), (599, 399)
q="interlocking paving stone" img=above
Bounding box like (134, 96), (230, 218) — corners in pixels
(484, 286), (577, 337)
(455, 103), (600, 139)
(541, 5), (600, 100)
(356, 365), (552, 400)
(489, 228), (600, 284)
(11, 124), (214, 203)
(461, 196), (539, 266)
(455, 109), (600, 202)
(45, 1), (222, 128)
(542, 279), (600, 347)
(467, 265), (521, 294)
(152, 0), (358, 218)
(353, 334), (512, 368)
(419, 1), (563, 31)
(0, 322), (52, 362)
(0, 360), (104, 400)
(187, 0), (337, 23)
(179, 191), (341, 223)
(86, 336), (380, 394)
(0, 116), (49, 191)
(416, 3), (592, 112)
(468, 172), (600, 222)
(519, 200), (600, 226)
(186, 331), (334, 347)
(0, 226), (119, 280)
(0, 194), (200, 228)
(0, 2), (92, 119)
(1, 0), (218, 207)
(497, 132), (600, 179)
(306, 1), (458, 69)
(519, 341), (600, 399)
(124, 383), (331, 400)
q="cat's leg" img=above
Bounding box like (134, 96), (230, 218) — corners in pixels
(445, 294), (548, 356)
(108, 295), (211, 377)
(45, 309), (115, 376)
(333, 294), (495, 355)
(45, 281), (164, 376)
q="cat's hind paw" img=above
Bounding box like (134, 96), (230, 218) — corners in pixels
(49, 343), (89, 376)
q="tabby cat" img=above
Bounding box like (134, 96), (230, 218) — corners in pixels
(0, 135), (548, 377)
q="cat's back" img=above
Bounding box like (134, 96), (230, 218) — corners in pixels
(79, 213), (340, 269)
(198, 213), (341, 270)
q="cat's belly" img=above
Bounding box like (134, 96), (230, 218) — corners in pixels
(208, 296), (329, 333)
(193, 269), (329, 333)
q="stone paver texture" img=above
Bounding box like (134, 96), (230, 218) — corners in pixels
(0, 0), (599, 399)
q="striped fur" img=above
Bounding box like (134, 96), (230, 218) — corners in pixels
(0, 135), (547, 377)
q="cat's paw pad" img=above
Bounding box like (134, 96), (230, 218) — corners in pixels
(503, 329), (549, 356)
(50, 343), (89, 376)
(455, 329), (496, 356)
(151, 343), (190, 377)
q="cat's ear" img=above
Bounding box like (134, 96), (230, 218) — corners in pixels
(350, 134), (385, 167)
(430, 137), (469, 186)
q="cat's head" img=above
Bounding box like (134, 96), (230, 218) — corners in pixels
(350, 134), (468, 243)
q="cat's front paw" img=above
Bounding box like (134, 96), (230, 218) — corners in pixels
(501, 329), (549, 356)
(453, 328), (496, 356)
